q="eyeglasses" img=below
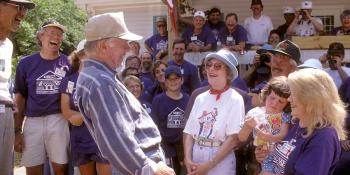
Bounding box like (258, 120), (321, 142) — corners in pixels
(157, 24), (166, 28)
(155, 69), (165, 74)
(5, 2), (29, 13)
(205, 62), (224, 70)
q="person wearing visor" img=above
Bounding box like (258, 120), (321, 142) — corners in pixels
(14, 20), (70, 175)
(0, 0), (35, 174)
(76, 12), (175, 175)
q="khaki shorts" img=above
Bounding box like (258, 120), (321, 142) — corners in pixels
(21, 113), (70, 167)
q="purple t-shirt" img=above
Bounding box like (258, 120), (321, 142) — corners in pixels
(14, 53), (70, 117)
(181, 26), (216, 49)
(59, 72), (99, 154)
(140, 72), (154, 82)
(145, 34), (168, 57)
(271, 121), (341, 175)
(151, 92), (189, 156)
(168, 60), (201, 94)
(218, 25), (248, 46)
(204, 21), (226, 41)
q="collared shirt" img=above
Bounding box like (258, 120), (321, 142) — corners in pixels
(76, 59), (162, 175)
(0, 38), (13, 102)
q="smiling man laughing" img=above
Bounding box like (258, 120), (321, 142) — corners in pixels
(14, 20), (70, 175)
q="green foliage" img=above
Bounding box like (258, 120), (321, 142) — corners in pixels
(10, 0), (87, 74)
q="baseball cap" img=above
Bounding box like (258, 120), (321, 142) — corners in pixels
(2, 0), (35, 9)
(283, 6), (295, 14)
(205, 49), (239, 79)
(327, 42), (345, 56)
(76, 39), (86, 52)
(194, 11), (206, 19)
(268, 40), (301, 64)
(301, 1), (312, 10)
(41, 20), (67, 33)
(251, 0), (263, 6)
(256, 44), (274, 55)
(156, 17), (166, 23)
(85, 12), (143, 42)
(298, 59), (322, 69)
(165, 66), (182, 78)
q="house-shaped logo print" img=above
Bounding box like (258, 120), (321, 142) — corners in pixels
(36, 71), (63, 94)
(167, 107), (185, 128)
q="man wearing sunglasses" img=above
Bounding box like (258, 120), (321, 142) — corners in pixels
(0, 0), (35, 174)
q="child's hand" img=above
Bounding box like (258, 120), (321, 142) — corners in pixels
(245, 117), (258, 129)
(256, 128), (271, 141)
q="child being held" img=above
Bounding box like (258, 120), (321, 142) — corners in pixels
(238, 76), (291, 175)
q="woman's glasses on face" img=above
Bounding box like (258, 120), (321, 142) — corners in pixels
(205, 62), (223, 70)
(155, 69), (165, 74)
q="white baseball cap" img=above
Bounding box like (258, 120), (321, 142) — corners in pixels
(301, 1), (313, 10)
(194, 11), (206, 19)
(85, 12), (143, 42)
(283, 6), (295, 14)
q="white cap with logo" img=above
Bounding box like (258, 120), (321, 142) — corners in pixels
(283, 6), (295, 14)
(301, 1), (313, 9)
(85, 12), (142, 42)
(194, 11), (206, 19)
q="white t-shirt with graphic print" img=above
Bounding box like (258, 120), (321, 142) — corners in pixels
(184, 88), (245, 142)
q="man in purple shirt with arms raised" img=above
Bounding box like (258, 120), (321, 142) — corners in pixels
(76, 12), (175, 175)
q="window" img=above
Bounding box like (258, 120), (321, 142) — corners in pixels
(315, 15), (334, 35)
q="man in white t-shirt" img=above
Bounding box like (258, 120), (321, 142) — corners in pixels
(323, 42), (350, 88)
(286, 1), (324, 36)
(0, 0), (35, 174)
(243, 0), (273, 46)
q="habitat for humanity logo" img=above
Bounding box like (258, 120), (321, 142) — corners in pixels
(36, 71), (63, 94)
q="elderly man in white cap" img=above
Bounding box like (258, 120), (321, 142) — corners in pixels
(75, 12), (175, 175)
(182, 10), (216, 52)
(286, 1), (324, 36)
(0, 0), (35, 174)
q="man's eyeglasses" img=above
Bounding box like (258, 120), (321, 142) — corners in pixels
(4, 2), (29, 13)
(157, 24), (166, 28)
(205, 62), (223, 70)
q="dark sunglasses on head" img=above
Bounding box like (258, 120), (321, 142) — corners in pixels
(205, 62), (223, 70)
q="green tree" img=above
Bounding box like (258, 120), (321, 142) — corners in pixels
(10, 0), (87, 74)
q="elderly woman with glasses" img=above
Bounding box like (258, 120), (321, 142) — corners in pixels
(183, 49), (245, 175)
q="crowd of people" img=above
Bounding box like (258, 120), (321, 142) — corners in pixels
(1, 0), (350, 175)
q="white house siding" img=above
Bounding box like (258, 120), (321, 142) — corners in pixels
(190, 0), (350, 28)
(75, 0), (167, 52)
(75, 0), (350, 52)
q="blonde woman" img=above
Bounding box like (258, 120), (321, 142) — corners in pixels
(256, 68), (346, 175)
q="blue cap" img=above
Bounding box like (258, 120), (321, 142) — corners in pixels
(205, 49), (239, 79)
(165, 66), (182, 78)
(256, 44), (274, 54)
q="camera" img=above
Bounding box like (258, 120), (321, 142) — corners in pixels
(260, 53), (271, 63)
(299, 10), (306, 15)
(327, 55), (338, 70)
